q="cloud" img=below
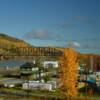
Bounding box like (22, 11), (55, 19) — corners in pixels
(74, 16), (88, 21)
(83, 38), (100, 42)
(81, 43), (100, 50)
(67, 41), (81, 48)
(23, 29), (53, 40)
(73, 15), (96, 25)
(53, 21), (75, 31)
(23, 29), (65, 41)
(59, 23), (74, 30)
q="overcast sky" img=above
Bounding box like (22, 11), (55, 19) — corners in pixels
(0, 0), (100, 54)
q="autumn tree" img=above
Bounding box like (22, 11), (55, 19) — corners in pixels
(59, 48), (78, 98)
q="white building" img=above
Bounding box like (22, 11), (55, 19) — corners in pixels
(22, 81), (53, 91)
(44, 61), (58, 68)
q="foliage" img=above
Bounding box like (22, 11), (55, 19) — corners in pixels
(35, 56), (45, 82)
(43, 74), (51, 83)
(59, 48), (78, 97)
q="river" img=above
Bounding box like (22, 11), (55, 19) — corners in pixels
(0, 59), (33, 67)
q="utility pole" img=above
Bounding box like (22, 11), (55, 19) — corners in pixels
(90, 55), (93, 72)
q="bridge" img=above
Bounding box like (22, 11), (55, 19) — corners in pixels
(0, 46), (63, 60)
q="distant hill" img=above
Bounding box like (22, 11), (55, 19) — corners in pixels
(0, 33), (34, 58)
(0, 33), (63, 60)
(0, 33), (32, 47)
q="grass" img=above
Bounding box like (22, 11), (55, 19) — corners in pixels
(0, 95), (100, 100)
(0, 87), (64, 99)
(1, 87), (100, 100)
(0, 95), (42, 100)
(0, 80), (100, 99)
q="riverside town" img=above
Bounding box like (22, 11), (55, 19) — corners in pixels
(0, 0), (100, 100)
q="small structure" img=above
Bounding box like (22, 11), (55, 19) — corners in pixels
(0, 78), (23, 88)
(20, 62), (38, 79)
(22, 81), (53, 91)
(44, 61), (58, 68)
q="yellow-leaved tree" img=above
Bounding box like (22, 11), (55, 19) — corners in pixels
(59, 48), (78, 98)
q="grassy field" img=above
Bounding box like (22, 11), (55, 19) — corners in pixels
(1, 95), (100, 100)
(0, 95), (42, 100)
(1, 88), (100, 100)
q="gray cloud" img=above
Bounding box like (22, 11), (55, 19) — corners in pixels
(74, 16), (88, 21)
(23, 29), (100, 43)
(66, 39), (100, 50)
(83, 38), (100, 42)
(67, 41), (81, 48)
(58, 23), (74, 30)
(23, 29), (51, 40)
(81, 44), (100, 50)
(73, 15), (97, 25)
(23, 29), (65, 41)
(74, 16), (89, 21)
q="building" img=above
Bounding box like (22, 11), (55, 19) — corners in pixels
(20, 62), (38, 79)
(79, 54), (100, 72)
(0, 78), (23, 88)
(44, 61), (59, 68)
(93, 55), (100, 72)
(22, 80), (57, 91)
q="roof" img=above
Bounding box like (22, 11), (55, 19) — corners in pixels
(20, 62), (35, 68)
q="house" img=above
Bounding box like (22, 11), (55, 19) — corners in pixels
(20, 62), (38, 79)
(43, 61), (59, 68)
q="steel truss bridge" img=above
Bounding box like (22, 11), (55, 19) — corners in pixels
(0, 46), (63, 60)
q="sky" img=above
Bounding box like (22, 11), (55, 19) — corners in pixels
(0, 0), (100, 54)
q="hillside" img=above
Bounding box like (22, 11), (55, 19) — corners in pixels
(0, 33), (34, 58)
(0, 33), (32, 47)
(0, 33), (62, 60)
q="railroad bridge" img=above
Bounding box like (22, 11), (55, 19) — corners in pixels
(0, 46), (63, 60)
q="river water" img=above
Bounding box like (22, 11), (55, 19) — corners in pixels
(0, 59), (33, 67)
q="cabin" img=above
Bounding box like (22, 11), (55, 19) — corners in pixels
(20, 62), (38, 79)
